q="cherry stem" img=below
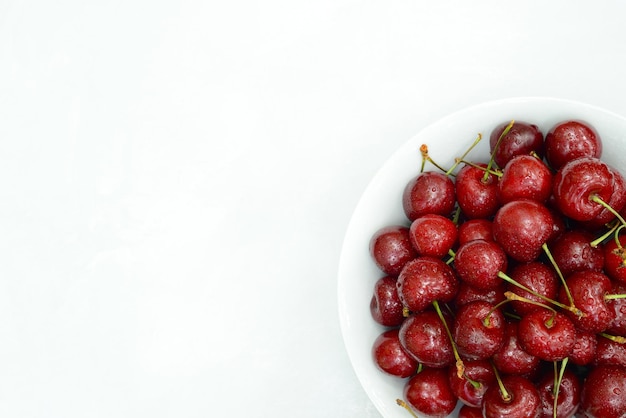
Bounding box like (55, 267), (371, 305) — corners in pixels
(396, 399), (419, 418)
(446, 249), (456, 265)
(605, 293), (626, 301)
(591, 221), (620, 248)
(490, 361), (511, 403)
(542, 243), (577, 313)
(432, 300), (465, 379)
(552, 358), (569, 418)
(599, 332), (626, 344)
(504, 291), (557, 315)
(591, 194), (626, 227)
(454, 158), (502, 177)
(497, 271), (583, 317)
(446, 133), (482, 176)
(420, 144), (450, 174)
(483, 119), (514, 182)
(483, 298), (510, 328)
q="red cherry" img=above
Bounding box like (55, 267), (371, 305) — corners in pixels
(452, 300), (506, 360)
(491, 320), (541, 376)
(403, 171), (456, 221)
(552, 157), (615, 222)
(489, 120), (544, 168)
(493, 199), (554, 262)
(536, 368), (581, 418)
(370, 276), (405, 327)
(408, 214), (457, 258)
(505, 261), (559, 316)
(558, 270), (614, 334)
(580, 365), (626, 418)
(454, 239), (508, 290)
(517, 309), (577, 362)
(581, 165), (626, 230)
(569, 330), (598, 366)
(481, 375), (541, 418)
(593, 336), (626, 368)
(458, 218), (494, 245)
(369, 225), (416, 276)
(397, 257), (459, 313)
(497, 154), (553, 205)
(455, 163), (500, 219)
(371, 328), (418, 378)
(403, 367), (458, 418)
(399, 310), (455, 368)
(606, 282), (626, 335)
(603, 236), (626, 285)
(459, 405), (484, 418)
(545, 120), (602, 170)
(448, 359), (496, 408)
(454, 282), (506, 308)
(550, 229), (605, 277)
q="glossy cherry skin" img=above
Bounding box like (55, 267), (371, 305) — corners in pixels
(603, 236), (626, 285)
(497, 154), (553, 205)
(452, 300), (505, 360)
(399, 310), (455, 368)
(454, 282), (506, 308)
(492, 320), (541, 376)
(403, 171), (456, 221)
(550, 229), (604, 277)
(448, 359), (496, 408)
(454, 239), (508, 290)
(370, 276), (405, 327)
(455, 163), (500, 219)
(593, 336), (626, 368)
(459, 405), (483, 418)
(369, 225), (416, 276)
(545, 120), (602, 171)
(581, 165), (626, 230)
(489, 120), (544, 168)
(517, 309), (577, 362)
(536, 368), (581, 418)
(404, 367), (458, 418)
(505, 261), (559, 316)
(493, 199), (554, 262)
(552, 156), (615, 222)
(481, 375), (541, 418)
(568, 330), (598, 366)
(397, 256), (459, 313)
(606, 282), (626, 335)
(458, 218), (494, 245)
(558, 270), (614, 334)
(580, 365), (626, 418)
(409, 214), (457, 258)
(372, 328), (418, 378)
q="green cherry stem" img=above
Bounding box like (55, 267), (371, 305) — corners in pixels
(446, 133), (483, 176)
(482, 119), (514, 183)
(432, 300), (465, 379)
(553, 358), (569, 418)
(542, 243), (577, 313)
(420, 144), (450, 174)
(396, 399), (419, 418)
(591, 194), (626, 227)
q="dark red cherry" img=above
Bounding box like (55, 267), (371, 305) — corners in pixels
(409, 214), (457, 258)
(448, 359), (496, 408)
(371, 328), (418, 378)
(606, 282), (626, 335)
(545, 120), (602, 171)
(397, 256), (459, 313)
(497, 154), (553, 205)
(481, 375), (541, 418)
(399, 310), (455, 368)
(492, 320), (541, 376)
(459, 405), (483, 418)
(454, 239), (508, 290)
(369, 225), (417, 276)
(550, 229), (605, 277)
(569, 330), (598, 366)
(453, 300), (505, 360)
(581, 165), (626, 230)
(603, 236), (626, 285)
(489, 120), (544, 168)
(505, 261), (559, 316)
(455, 163), (500, 219)
(517, 309), (576, 362)
(458, 218), (494, 245)
(558, 270), (614, 334)
(593, 336), (626, 368)
(493, 199), (554, 262)
(403, 367), (458, 418)
(403, 171), (456, 221)
(536, 368), (581, 418)
(552, 157), (615, 222)
(580, 365), (626, 418)
(370, 276), (405, 327)
(454, 282), (506, 308)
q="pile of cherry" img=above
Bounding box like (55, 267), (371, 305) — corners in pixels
(368, 120), (626, 418)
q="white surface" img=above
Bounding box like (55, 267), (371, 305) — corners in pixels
(2, 1), (626, 417)
(338, 97), (626, 418)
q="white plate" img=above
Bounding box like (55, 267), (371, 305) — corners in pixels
(337, 97), (626, 417)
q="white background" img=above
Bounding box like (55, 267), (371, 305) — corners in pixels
(2, 1), (626, 417)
